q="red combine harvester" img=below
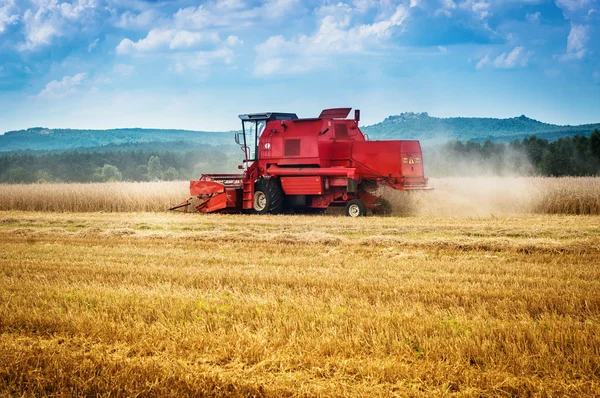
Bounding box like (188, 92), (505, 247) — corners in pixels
(170, 108), (431, 217)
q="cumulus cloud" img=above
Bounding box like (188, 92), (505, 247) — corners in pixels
(563, 23), (589, 60)
(171, 0), (298, 30)
(114, 9), (161, 30)
(215, 0), (246, 10)
(254, 2), (408, 76)
(526, 11), (541, 23)
(436, 0), (457, 17)
(555, 0), (593, 13)
(19, 0), (98, 51)
(476, 46), (529, 69)
(0, 0), (19, 34)
(116, 29), (220, 54)
(460, 0), (490, 20)
(38, 73), (87, 98)
(172, 48), (235, 72)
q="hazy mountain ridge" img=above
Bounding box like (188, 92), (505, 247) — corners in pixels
(1, 114), (599, 152)
(0, 127), (234, 152)
(362, 112), (600, 142)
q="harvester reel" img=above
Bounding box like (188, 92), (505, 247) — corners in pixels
(254, 179), (285, 214)
(345, 199), (367, 217)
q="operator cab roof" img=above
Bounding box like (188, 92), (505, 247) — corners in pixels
(239, 108), (353, 122)
(239, 112), (298, 121)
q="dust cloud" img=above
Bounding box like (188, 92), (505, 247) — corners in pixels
(381, 177), (546, 217)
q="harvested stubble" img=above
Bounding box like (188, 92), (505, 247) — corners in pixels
(1, 177), (599, 215)
(0, 212), (599, 396)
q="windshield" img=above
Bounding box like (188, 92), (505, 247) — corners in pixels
(242, 120), (266, 161)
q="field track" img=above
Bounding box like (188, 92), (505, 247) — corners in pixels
(1, 212), (599, 396)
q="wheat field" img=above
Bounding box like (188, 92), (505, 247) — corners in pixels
(1, 177), (600, 215)
(1, 211), (599, 396)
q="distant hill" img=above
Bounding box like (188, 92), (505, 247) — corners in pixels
(362, 113), (600, 142)
(1, 114), (599, 153)
(0, 127), (233, 152)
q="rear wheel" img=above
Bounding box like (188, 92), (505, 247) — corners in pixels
(345, 199), (367, 217)
(254, 179), (285, 214)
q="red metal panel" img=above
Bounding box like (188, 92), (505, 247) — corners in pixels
(319, 108), (352, 119)
(328, 177), (347, 187)
(267, 165), (358, 179)
(190, 180), (225, 195)
(197, 192), (227, 213)
(351, 140), (404, 179)
(280, 176), (323, 195)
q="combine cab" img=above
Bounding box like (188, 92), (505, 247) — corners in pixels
(170, 108), (431, 217)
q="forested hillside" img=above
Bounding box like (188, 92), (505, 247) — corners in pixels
(362, 113), (600, 142)
(0, 127), (233, 151)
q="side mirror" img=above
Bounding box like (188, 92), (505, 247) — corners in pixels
(234, 132), (241, 145)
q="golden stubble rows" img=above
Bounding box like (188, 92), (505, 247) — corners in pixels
(1, 212), (599, 396)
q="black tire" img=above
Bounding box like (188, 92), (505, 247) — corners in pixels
(253, 178), (285, 214)
(345, 199), (367, 217)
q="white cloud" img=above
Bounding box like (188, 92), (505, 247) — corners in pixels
(475, 54), (490, 69)
(554, 0), (592, 13)
(526, 11), (541, 23)
(263, 0), (300, 18)
(436, 0), (457, 17)
(19, 0), (98, 51)
(225, 35), (243, 46)
(476, 46), (529, 69)
(113, 63), (134, 77)
(493, 46), (529, 68)
(38, 73), (87, 98)
(172, 48), (235, 72)
(215, 0), (246, 10)
(87, 38), (99, 52)
(0, 0), (19, 34)
(460, 0), (490, 20)
(593, 70), (600, 84)
(116, 28), (220, 54)
(563, 23), (589, 60)
(254, 3), (408, 75)
(115, 9), (160, 30)
(172, 0), (299, 30)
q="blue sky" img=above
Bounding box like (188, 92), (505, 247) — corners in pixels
(0, 0), (598, 133)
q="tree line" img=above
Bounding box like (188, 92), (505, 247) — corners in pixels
(0, 130), (599, 183)
(427, 130), (600, 177)
(0, 147), (240, 183)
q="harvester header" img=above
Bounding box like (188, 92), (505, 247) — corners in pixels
(171, 108), (431, 216)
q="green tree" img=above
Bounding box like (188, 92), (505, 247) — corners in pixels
(590, 129), (600, 160)
(34, 170), (52, 183)
(7, 167), (31, 183)
(162, 167), (180, 181)
(147, 156), (162, 181)
(93, 164), (123, 182)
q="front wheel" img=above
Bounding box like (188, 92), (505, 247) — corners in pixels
(253, 179), (285, 214)
(345, 199), (367, 217)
